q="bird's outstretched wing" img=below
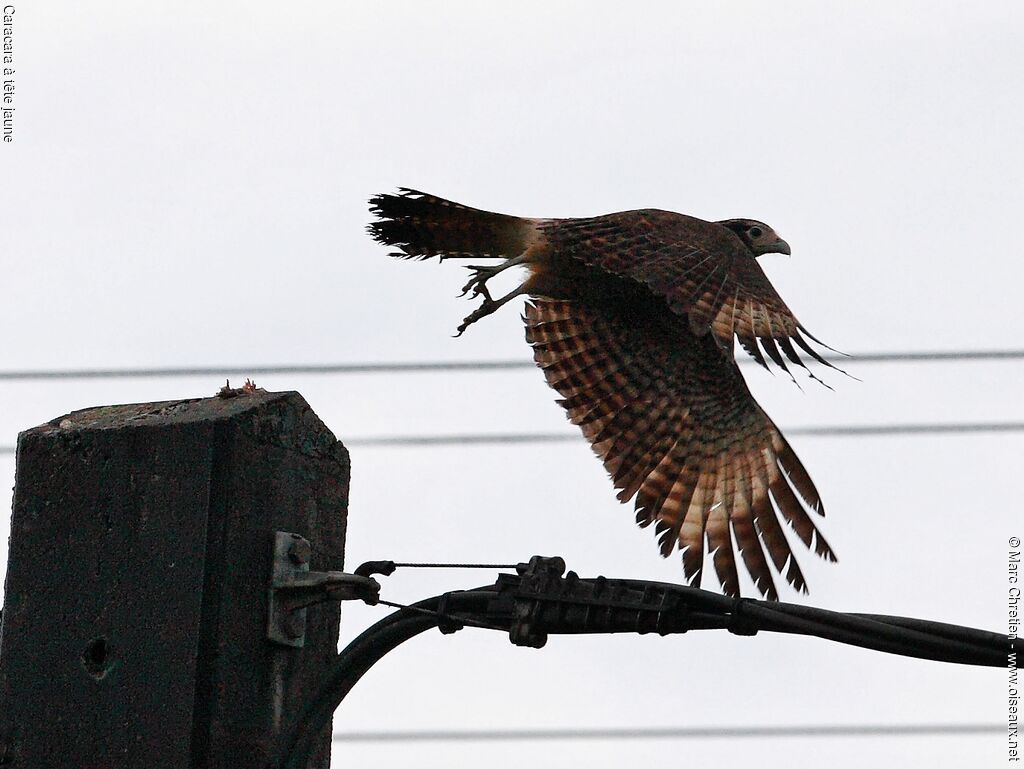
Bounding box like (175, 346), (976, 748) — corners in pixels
(524, 295), (836, 599)
(541, 212), (838, 376)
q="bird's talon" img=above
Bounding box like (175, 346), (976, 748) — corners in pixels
(460, 265), (498, 300)
(455, 296), (499, 336)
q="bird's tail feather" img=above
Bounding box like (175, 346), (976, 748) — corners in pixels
(368, 188), (533, 260)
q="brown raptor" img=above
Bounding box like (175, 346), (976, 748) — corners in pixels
(369, 188), (842, 599)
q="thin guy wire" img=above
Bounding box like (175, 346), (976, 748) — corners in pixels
(0, 348), (1022, 381)
(374, 598), (506, 631)
(1, 421), (1022, 456)
(391, 562), (519, 569)
(330, 722), (1001, 743)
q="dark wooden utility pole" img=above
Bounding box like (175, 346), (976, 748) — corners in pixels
(0, 390), (349, 769)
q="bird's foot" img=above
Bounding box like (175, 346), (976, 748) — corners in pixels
(454, 298), (498, 337)
(453, 284), (528, 338)
(458, 265), (499, 300)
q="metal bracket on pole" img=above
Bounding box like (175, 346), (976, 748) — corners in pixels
(267, 531), (380, 648)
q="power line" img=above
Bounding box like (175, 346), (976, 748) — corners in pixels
(282, 557), (1012, 767)
(1, 421), (1022, 456)
(0, 348), (1021, 382)
(329, 421), (1024, 447)
(0, 360), (533, 381)
(331, 722), (1000, 743)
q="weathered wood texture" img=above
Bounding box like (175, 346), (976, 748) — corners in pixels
(0, 391), (349, 768)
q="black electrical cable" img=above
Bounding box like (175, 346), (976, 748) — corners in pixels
(276, 566), (1014, 768)
(277, 589), (496, 769)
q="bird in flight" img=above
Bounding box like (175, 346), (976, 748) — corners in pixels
(368, 189), (841, 599)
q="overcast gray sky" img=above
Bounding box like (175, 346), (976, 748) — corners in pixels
(1, 2), (1021, 766)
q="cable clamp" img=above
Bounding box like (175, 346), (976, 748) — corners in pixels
(266, 532), (380, 648)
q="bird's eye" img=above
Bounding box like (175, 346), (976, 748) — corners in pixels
(748, 226), (763, 238)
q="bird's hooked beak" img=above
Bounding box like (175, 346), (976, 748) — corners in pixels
(770, 238), (791, 256)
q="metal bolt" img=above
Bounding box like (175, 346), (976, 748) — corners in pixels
(288, 538), (311, 566)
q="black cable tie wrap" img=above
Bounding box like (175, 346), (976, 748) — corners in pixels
(727, 598), (760, 637)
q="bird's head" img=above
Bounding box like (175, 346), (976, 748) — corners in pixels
(718, 219), (791, 257)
